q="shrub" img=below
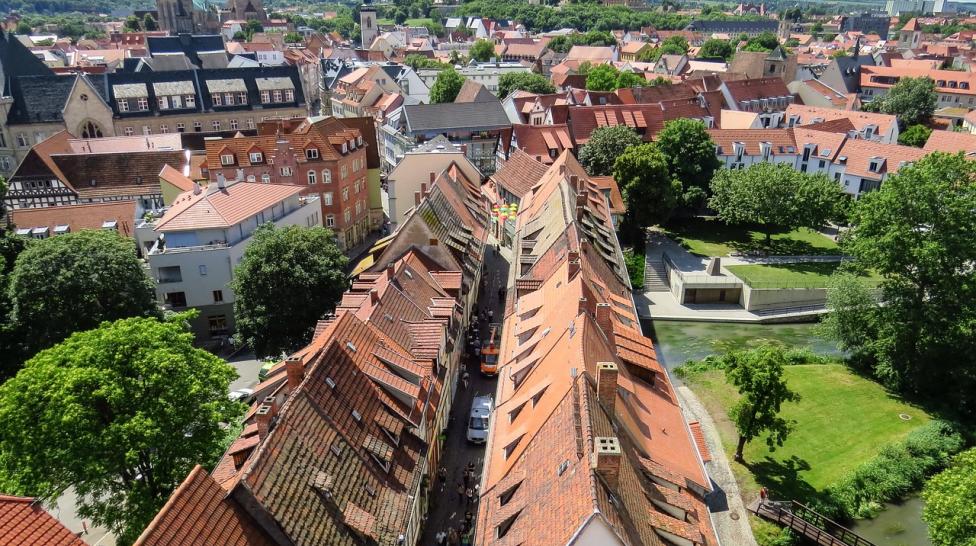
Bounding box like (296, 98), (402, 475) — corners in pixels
(623, 247), (645, 289)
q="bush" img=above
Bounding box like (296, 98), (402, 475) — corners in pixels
(825, 420), (964, 519)
(623, 247), (645, 289)
(674, 348), (832, 378)
(752, 515), (798, 546)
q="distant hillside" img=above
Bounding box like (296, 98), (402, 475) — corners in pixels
(1, 0), (154, 15)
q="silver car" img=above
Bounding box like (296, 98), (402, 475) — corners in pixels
(466, 396), (492, 444)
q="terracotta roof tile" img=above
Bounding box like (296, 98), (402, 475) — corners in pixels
(493, 147), (549, 198)
(153, 180), (305, 232)
(9, 201), (136, 237)
(0, 496), (86, 546)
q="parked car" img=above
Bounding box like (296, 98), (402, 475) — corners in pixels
(466, 395), (492, 444)
(228, 388), (255, 403)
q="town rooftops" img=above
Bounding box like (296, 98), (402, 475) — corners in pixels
(565, 45), (615, 62)
(0, 495), (86, 546)
(454, 79), (497, 103)
(922, 129), (976, 154)
(402, 101), (511, 133)
(10, 201), (137, 237)
(153, 180), (306, 232)
(785, 104), (896, 139)
(492, 147), (549, 199)
(861, 65), (976, 95)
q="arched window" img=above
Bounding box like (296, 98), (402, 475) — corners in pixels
(323, 169), (332, 183)
(307, 170), (317, 184)
(80, 121), (103, 139)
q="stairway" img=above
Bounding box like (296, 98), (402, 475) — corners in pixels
(643, 256), (670, 292)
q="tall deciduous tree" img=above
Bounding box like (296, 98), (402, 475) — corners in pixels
(497, 71), (555, 98)
(724, 345), (801, 462)
(142, 13), (158, 31)
(923, 447), (976, 546)
(840, 152), (976, 414)
(0, 315), (242, 544)
(8, 230), (158, 357)
(585, 64), (619, 91)
(231, 224), (348, 356)
(612, 143), (681, 243)
(654, 118), (721, 198)
(875, 76), (937, 128)
(430, 66), (465, 103)
(469, 38), (496, 62)
(897, 123), (932, 147)
(698, 38), (733, 59)
(578, 124), (643, 176)
(708, 162), (842, 245)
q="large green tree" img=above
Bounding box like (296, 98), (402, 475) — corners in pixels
(0, 315), (242, 544)
(430, 66), (465, 103)
(231, 224), (348, 356)
(8, 230), (158, 357)
(612, 143), (681, 243)
(697, 38), (733, 59)
(923, 447), (976, 546)
(469, 38), (496, 62)
(654, 118), (721, 202)
(142, 13), (158, 31)
(836, 152), (976, 414)
(897, 123), (932, 147)
(585, 64), (619, 91)
(875, 76), (938, 127)
(708, 162), (842, 244)
(578, 124), (643, 176)
(724, 345), (801, 462)
(497, 71), (555, 98)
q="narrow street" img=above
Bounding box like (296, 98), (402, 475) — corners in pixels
(420, 236), (511, 545)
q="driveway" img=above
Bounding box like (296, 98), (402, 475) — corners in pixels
(226, 351), (263, 392)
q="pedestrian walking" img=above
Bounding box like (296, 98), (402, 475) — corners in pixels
(438, 467), (447, 484)
(456, 481), (465, 503)
(488, 309), (493, 321)
(435, 530), (447, 545)
(465, 487), (475, 506)
(463, 469), (471, 488)
(462, 371), (470, 390)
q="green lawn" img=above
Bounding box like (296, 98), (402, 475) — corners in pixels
(661, 217), (840, 257)
(726, 262), (880, 289)
(376, 17), (433, 26)
(683, 364), (931, 501)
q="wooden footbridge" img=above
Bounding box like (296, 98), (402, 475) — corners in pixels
(750, 500), (876, 546)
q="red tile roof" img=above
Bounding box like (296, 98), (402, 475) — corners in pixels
(153, 180), (305, 232)
(0, 495), (86, 546)
(922, 129), (976, 154)
(9, 201), (136, 237)
(510, 124), (574, 165)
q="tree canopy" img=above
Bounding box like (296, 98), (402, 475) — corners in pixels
(8, 229), (158, 359)
(0, 315), (242, 544)
(585, 64), (620, 91)
(612, 143), (681, 243)
(831, 152), (976, 415)
(469, 38), (496, 62)
(923, 447), (976, 546)
(497, 71), (555, 98)
(578, 125), (643, 176)
(430, 66), (466, 103)
(742, 32), (780, 52)
(640, 35), (689, 61)
(723, 345), (801, 461)
(654, 118), (721, 201)
(231, 224), (348, 357)
(708, 162), (843, 244)
(874, 76), (937, 127)
(698, 38), (733, 59)
(897, 123), (932, 147)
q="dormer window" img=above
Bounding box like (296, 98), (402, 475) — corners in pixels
(260, 90), (270, 103)
(212, 94), (222, 106)
(220, 153), (234, 166)
(342, 143), (348, 154)
(249, 151), (263, 163)
(357, 136), (364, 146)
(306, 148), (319, 159)
(284, 89), (294, 102)
(869, 157), (883, 173)
(760, 141), (771, 160)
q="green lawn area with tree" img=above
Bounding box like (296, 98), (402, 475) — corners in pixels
(661, 217), (840, 257)
(727, 262), (880, 289)
(680, 362), (932, 501)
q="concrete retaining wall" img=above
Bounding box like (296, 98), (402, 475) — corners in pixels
(741, 284), (827, 311)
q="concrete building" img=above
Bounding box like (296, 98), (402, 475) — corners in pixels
(885, 0), (946, 15)
(141, 179), (320, 340)
(415, 61), (530, 95)
(385, 148), (481, 231)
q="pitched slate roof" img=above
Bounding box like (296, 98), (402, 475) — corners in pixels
(6, 74), (76, 124)
(0, 495), (85, 546)
(153, 180), (306, 232)
(402, 101), (511, 133)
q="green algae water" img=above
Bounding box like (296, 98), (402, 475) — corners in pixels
(851, 497), (933, 546)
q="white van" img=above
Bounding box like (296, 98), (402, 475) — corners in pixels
(466, 396), (492, 444)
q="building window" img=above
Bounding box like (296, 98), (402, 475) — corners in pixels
(213, 290), (224, 303)
(224, 92), (234, 105)
(185, 95), (196, 107)
(142, 126), (151, 135)
(117, 99), (129, 112)
(230, 119), (239, 130)
(344, 209), (351, 223)
(355, 200), (361, 214)
(285, 89), (294, 102)
(238, 91), (248, 104)
(246, 118), (255, 129)
(308, 170), (317, 184)
(199, 264), (208, 276)
(306, 148), (319, 159)
(164, 292), (187, 308)
(158, 96), (169, 109)
(324, 192), (333, 205)
(354, 180), (360, 193)
(172, 95), (183, 108)
(249, 151), (263, 163)
(322, 169), (332, 183)
(281, 166), (293, 176)
(213, 94), (223, 106)
(137, 97), (149, 111)
(159, 124), (171, 134)
(341, 165), (348, 178)
(220, 154), (235, 166)
(208, 315), (228, 335)
(342, 187), (349, 201)
(273, 90), (283, 102)
(16, 133), (28, 147)
(261, 173), (270, 183)
(212, 120), (221, 131)
(194, 121), (202, 132)
(260, 90), (270, 103)
(326, 214), (335, 227)
(124, 127), (134, 136)
(0, 156), (10, 171)
(177, 123), (186, 132)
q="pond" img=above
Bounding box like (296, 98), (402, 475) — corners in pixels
(644, 319), (843, 370)
(850, 497), (933, 546)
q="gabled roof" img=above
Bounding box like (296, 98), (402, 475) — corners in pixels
(453, 79), (497, 103)
(6, 74), (76, 124)
(493, 147), (549, 198)
(922, 129), (976, 154)
(10, 201), (137, 237)
(403, 101), (511, 133)
(785, 104), (897, 138)
(0, 495), (85, 546)
(153, 180), (305, 232)
(511, 123), (574, 165)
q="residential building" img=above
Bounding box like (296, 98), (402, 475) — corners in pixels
(141, 179), (320, 340)
(0, 495), (86, 546)
(922, 129), (976, 153)
(386, 149), (481, 231)
(782, 104), (898, 143)
(860, 65), (976, 108)
(566, 100), (715, 147)
(329, 64), (402, 119)
(508, 123), (574, 164)
(719, 77), (795, 128)
(416, 62), (530, 95)
(10, 201), (137, 240)
(787, 79), (853, 110)
(885, 0), (946, 16)
(619, 41), (653, 62)
(203, 116), (371, 251)
(685, 19), (779, 37)
(5, 132), (185, 214)
(819, 55), (876, 96)
(476, 151), (717, 546)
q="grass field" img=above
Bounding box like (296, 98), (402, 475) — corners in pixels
(376, 17), (434, 26)
(726, 262), (881, 289)
(683, 364), (931, 501)
(661, 217), (840, 257)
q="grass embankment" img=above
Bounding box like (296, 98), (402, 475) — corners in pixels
(726, 262), (881, 289)
(661, 217), (840, 257)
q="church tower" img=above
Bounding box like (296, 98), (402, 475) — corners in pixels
(360, 4), (378, 48)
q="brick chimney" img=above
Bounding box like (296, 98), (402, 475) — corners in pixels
(591, 437), (621, 489)
(595, 303), (613, 337)
(285, 356), (304, 391)
(568, 259), (580, 279)
(429, 238), (438, 246)
(386, 263), (395, 279)
(421, 182), (428, 196)
(569, 174), (579, 191)
(369, 288), (379, 305)
(256, 403), (274, 440)
(414, 191), (422, 206)
(429, 171), (435, 183)
(596, 362), (619, 417)
(576, 205), (584, 222)
(576, 191), (587, 208)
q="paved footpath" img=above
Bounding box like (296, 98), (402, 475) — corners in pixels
(676, 385), (758, 546)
